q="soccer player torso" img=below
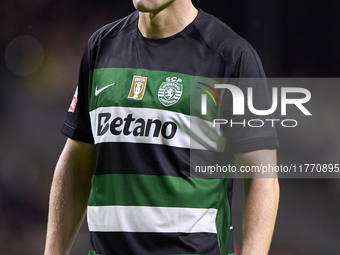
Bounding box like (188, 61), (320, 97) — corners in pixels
(63, 9), (277, 255)
(86, 11), (235, 255)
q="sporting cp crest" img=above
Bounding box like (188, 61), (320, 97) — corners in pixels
(158, 80), (183, 107)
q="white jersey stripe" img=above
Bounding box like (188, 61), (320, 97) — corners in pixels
(87, 205), (218, 233)
(89, 106), (226, 151)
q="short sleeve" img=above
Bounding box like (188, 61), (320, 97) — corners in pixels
(221, 46), (279, 153)
(61, 46), (94, 144)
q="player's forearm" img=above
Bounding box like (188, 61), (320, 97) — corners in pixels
(45, 164), (89, 254)
(241, 178), (280, 255)
(235, 149), (279, 255)
(45, 139), (95, 255)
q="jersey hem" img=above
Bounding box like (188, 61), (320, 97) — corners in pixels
(232, 137), (279, 154)
(61, 122), (94, 144)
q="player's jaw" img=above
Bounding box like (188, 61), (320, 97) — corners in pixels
(133, 0), (175, 13)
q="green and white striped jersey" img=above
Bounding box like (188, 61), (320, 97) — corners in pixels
(62, 9), (278, 255)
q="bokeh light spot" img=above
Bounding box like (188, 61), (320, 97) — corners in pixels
(5, 35), (44, 76)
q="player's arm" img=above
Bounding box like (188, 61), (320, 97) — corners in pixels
(235, 148), (279, 255)
(45, 138), (96, 255)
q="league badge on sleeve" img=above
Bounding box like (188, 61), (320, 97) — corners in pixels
(68, 86), (78, 112)
(158, 77), (183, 107)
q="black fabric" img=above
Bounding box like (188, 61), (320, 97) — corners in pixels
(94, 142), (239, 177)
(62, 48), (94, 143)
(95, 142), (190, 177)
(90, 232), (221, 255)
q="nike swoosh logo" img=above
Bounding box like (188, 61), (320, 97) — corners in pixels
(95, 83), (115, 96)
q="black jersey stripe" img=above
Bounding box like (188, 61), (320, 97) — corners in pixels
(89, 231), (221, 255)
(95, 142), (190, 177)
(94, 142), (235, 177)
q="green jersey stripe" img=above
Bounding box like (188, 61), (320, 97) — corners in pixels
(88, 67), (224, 122)
(88, 174), (226, 209)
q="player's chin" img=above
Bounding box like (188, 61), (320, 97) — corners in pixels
(133, 0), (174, 13)
(133, 0), (152, 12)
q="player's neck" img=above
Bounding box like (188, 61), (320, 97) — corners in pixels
(138, 2), (198, 39)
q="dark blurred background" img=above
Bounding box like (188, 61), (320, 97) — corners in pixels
(0, 0), (339, 254)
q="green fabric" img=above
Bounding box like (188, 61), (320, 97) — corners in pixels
(88, 68), (224, 121)
(88, 174), (225, 209)
(88, 250), (100, 255)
